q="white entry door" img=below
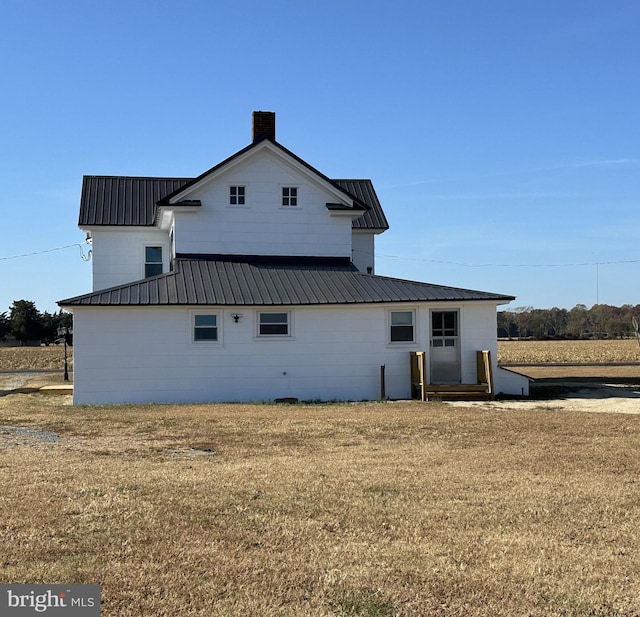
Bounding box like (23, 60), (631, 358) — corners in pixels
(430, 310), (461, 384)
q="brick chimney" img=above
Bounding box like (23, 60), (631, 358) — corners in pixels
(252, 111), (276, 142)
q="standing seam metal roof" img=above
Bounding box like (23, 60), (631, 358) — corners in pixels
(79, 175), (387, 230)
(59, 259), (515, 307)
(79, 176), (193, 226)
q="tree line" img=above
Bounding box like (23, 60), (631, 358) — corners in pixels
(498, 304), (640, 340)
(2, 299), (638, 344)
(0, 300), (72, 346)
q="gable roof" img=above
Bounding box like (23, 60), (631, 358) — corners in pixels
(79, 139), (389, 231)
(79, 176), (192, 227)
(333, 179), (388, 230)
(59, 258), (514, 307)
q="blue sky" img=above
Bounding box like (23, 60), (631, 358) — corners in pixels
(1, 0), (638, 313)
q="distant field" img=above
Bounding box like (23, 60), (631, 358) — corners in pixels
(0, 345), (71, 371)
(1, 396), (639, 616)
(498, 339), (640, 364)
(2, 341), (640, 372)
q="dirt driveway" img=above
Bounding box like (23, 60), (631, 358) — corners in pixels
(3, 370), (640, 414)
(452, 380), (640, 414)
(0, 371), (63, 395)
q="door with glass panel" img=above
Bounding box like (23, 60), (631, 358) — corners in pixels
(430, 310), (460, 384)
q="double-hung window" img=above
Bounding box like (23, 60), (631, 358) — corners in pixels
(390, 311), (415, 343)
(145, 246), (163, 278)
(193, 314), (218, 342)
(258, 312), (289, 336)
(282, 187), (298, 206)
(229, 185), (245, 205)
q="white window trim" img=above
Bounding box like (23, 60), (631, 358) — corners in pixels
(143, 243), (166, 279)
(228, 184), (248, 208)
(190, 310), (223, 346)
(387, 309), (417, 345)
(255, 310), (294, 339)
(280, 185), (301, 209)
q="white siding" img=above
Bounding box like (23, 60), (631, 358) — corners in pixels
(173, 151), (354, 258)
(71, 302), (527, 404)
(90, 229), (170, 290)
(351, 232), (375, 273)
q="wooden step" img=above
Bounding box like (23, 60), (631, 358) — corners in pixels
(425, 391), (492, 401)
(427, 384), (489, 392)
(424, 384), (491, 401)
(40, 384), (74, 395)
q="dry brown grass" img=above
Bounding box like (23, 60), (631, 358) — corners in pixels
(0, 345), (71, 371)
(499, 339), (640, 364)
(1, 395), (640, 616)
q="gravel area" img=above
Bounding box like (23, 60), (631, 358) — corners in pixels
(1, 424), (62, 447)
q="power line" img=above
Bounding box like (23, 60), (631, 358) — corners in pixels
(0, 241), (91, 262)
(374, 253), (640, 269)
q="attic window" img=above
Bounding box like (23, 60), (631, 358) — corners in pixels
(229, 186), (245, 205)
(282, 187), (298, 206)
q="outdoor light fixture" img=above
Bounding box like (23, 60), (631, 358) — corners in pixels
(56, 327), (70, 382)
(231, 313), (243, 323)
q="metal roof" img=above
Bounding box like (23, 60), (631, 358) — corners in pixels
(333, 179), (388, 230)
(79, 176), (192, 226)
(79, 141), (389, 231)
(59, 258), (514, 307)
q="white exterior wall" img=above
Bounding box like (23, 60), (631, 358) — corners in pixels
(90, 228), (170, 291)
(455, 303), (499, 385)
(173, 152), (353, 258)
(71, 302), (527, 405)
(351, 232), (375, 273)
(496, 367), (530, 397)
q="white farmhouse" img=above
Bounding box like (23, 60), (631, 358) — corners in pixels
(59, 112), (529, 404)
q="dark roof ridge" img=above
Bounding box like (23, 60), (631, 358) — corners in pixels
(174, 254), (354, 268)
(83, 174), (194, 180)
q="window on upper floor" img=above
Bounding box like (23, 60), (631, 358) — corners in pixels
(282, 187), (298, 206)
(229, 185), (245, 205)
(145, 246), (163, 278)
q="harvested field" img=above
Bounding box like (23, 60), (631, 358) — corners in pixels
(498, 338), (640, 364)
(3, 340), (639, 372)
(0, 345), (71, 371)
(1, 394), (640, 616)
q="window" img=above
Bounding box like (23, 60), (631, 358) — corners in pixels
(390, 311), (415, 342)
(229, 185), (245, 205)
(259, 312), (289, 336)
(282, 186), (298, 206)
(145, 246), (163, 278)
(193, 314), (218, 342)
(431, 311), (458, 347)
